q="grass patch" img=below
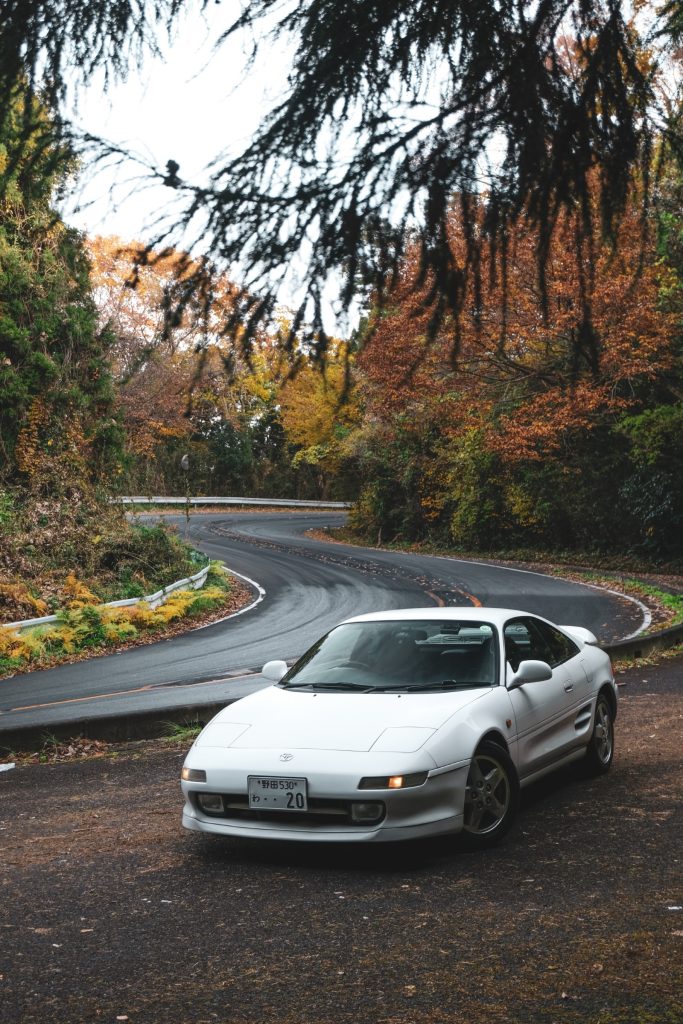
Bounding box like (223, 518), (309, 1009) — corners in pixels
(545, 570), (683, 632)
(158, 721), (203, 743)
(622, 580), (683, 626)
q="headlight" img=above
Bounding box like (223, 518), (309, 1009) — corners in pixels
(358, 772), (428, 790)
(181, 767), (207, 783)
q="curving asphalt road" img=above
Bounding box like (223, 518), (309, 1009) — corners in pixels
(0, 512), (646, 735)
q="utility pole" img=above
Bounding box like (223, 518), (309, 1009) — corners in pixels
(181, 453), (190, 539)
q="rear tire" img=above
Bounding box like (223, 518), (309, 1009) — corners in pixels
(461, 740), (519, 848)
(584, 693), (614, 775)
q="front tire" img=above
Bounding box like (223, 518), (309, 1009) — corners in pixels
(584, 693), (614, 775)
(461, 741), (519, 847)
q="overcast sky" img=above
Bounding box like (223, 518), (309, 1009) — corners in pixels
(61, 8), (355, 333)
(63, 4), (292, 247)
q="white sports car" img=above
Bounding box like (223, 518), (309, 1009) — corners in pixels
(181, 607), (617, 846)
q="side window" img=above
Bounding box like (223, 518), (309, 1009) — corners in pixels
(503, 620), (533, 670)
(528, 619), (579, 668)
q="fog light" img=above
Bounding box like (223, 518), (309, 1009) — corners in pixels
(182, 767), (206, 783)
(198, 793), (224, 814)
(350, 801), (385, 824)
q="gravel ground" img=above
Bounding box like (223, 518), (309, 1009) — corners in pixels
(0, 659), (681, 1024)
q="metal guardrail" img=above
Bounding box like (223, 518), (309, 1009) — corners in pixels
(4, 564), (211, 633)
(117, 496), (351, 509)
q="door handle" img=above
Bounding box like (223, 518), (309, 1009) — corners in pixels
(564, 683), (574, 692)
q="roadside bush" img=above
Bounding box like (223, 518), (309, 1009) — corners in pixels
(0, 569), (233, 677)
(92, 524), (205, 598)
(103, 619), (139, 643)
(0, 582), (49, 620)
(61, 604), (108, 649)
(0, 625), (31, 662)
(127, 604), (164, 630)
(61, 572), (101, 609)
(0, 496), (209, 620)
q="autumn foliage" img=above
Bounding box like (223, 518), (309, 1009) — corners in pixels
(354, 189), (682, 555)
(87, 236), (361, 499)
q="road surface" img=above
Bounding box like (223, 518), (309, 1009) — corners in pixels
(0, 655), (680, 1024)
(0, 512), (645, 735)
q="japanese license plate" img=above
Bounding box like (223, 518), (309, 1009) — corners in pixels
(248, 776), (308, 811)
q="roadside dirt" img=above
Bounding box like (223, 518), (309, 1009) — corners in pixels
(0, 659), (681, 1024)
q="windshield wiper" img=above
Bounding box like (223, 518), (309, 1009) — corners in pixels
(375, 680), (489, 693)
(282, 681), (377, 692)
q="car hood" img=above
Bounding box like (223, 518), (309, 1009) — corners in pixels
(195, 685), (487, 753)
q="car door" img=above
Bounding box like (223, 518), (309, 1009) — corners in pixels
(504, 616), (590, 779)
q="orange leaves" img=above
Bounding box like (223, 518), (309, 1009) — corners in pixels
(349, 183), (681, 552)
(61, 572), (100, 609)
(0, 625), (31, 660)
(0, 583), (48, 620)
(488, 383), (628, 462)
(359, 188), (677, 469)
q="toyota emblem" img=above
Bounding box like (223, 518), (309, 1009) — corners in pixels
(279, 752), (294, 762)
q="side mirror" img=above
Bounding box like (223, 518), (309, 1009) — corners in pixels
(507, 659), (553, 690)
(262, 659), (288, 682)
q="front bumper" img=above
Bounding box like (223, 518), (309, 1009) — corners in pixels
(180, 747), (469, 843)
(181, 804), (464, 842)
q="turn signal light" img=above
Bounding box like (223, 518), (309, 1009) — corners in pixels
(358, 772), (428, 790)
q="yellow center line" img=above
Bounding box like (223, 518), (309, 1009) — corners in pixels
(11, 685), (156, 712)
(8, 675), (255, 714)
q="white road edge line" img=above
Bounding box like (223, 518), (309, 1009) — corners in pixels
(430, 553), (651, 639)
(580, 583), (652, 640)
(190, 566), (266, 631)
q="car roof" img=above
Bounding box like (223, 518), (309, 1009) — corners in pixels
(343, 607), (536, 627)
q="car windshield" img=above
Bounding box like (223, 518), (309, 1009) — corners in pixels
(280, 619), (499, 692)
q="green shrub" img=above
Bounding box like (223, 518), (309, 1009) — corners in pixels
(103, 620), (139, 643)
(59, 604), (108, 650)
(94, 524), (208, 597)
